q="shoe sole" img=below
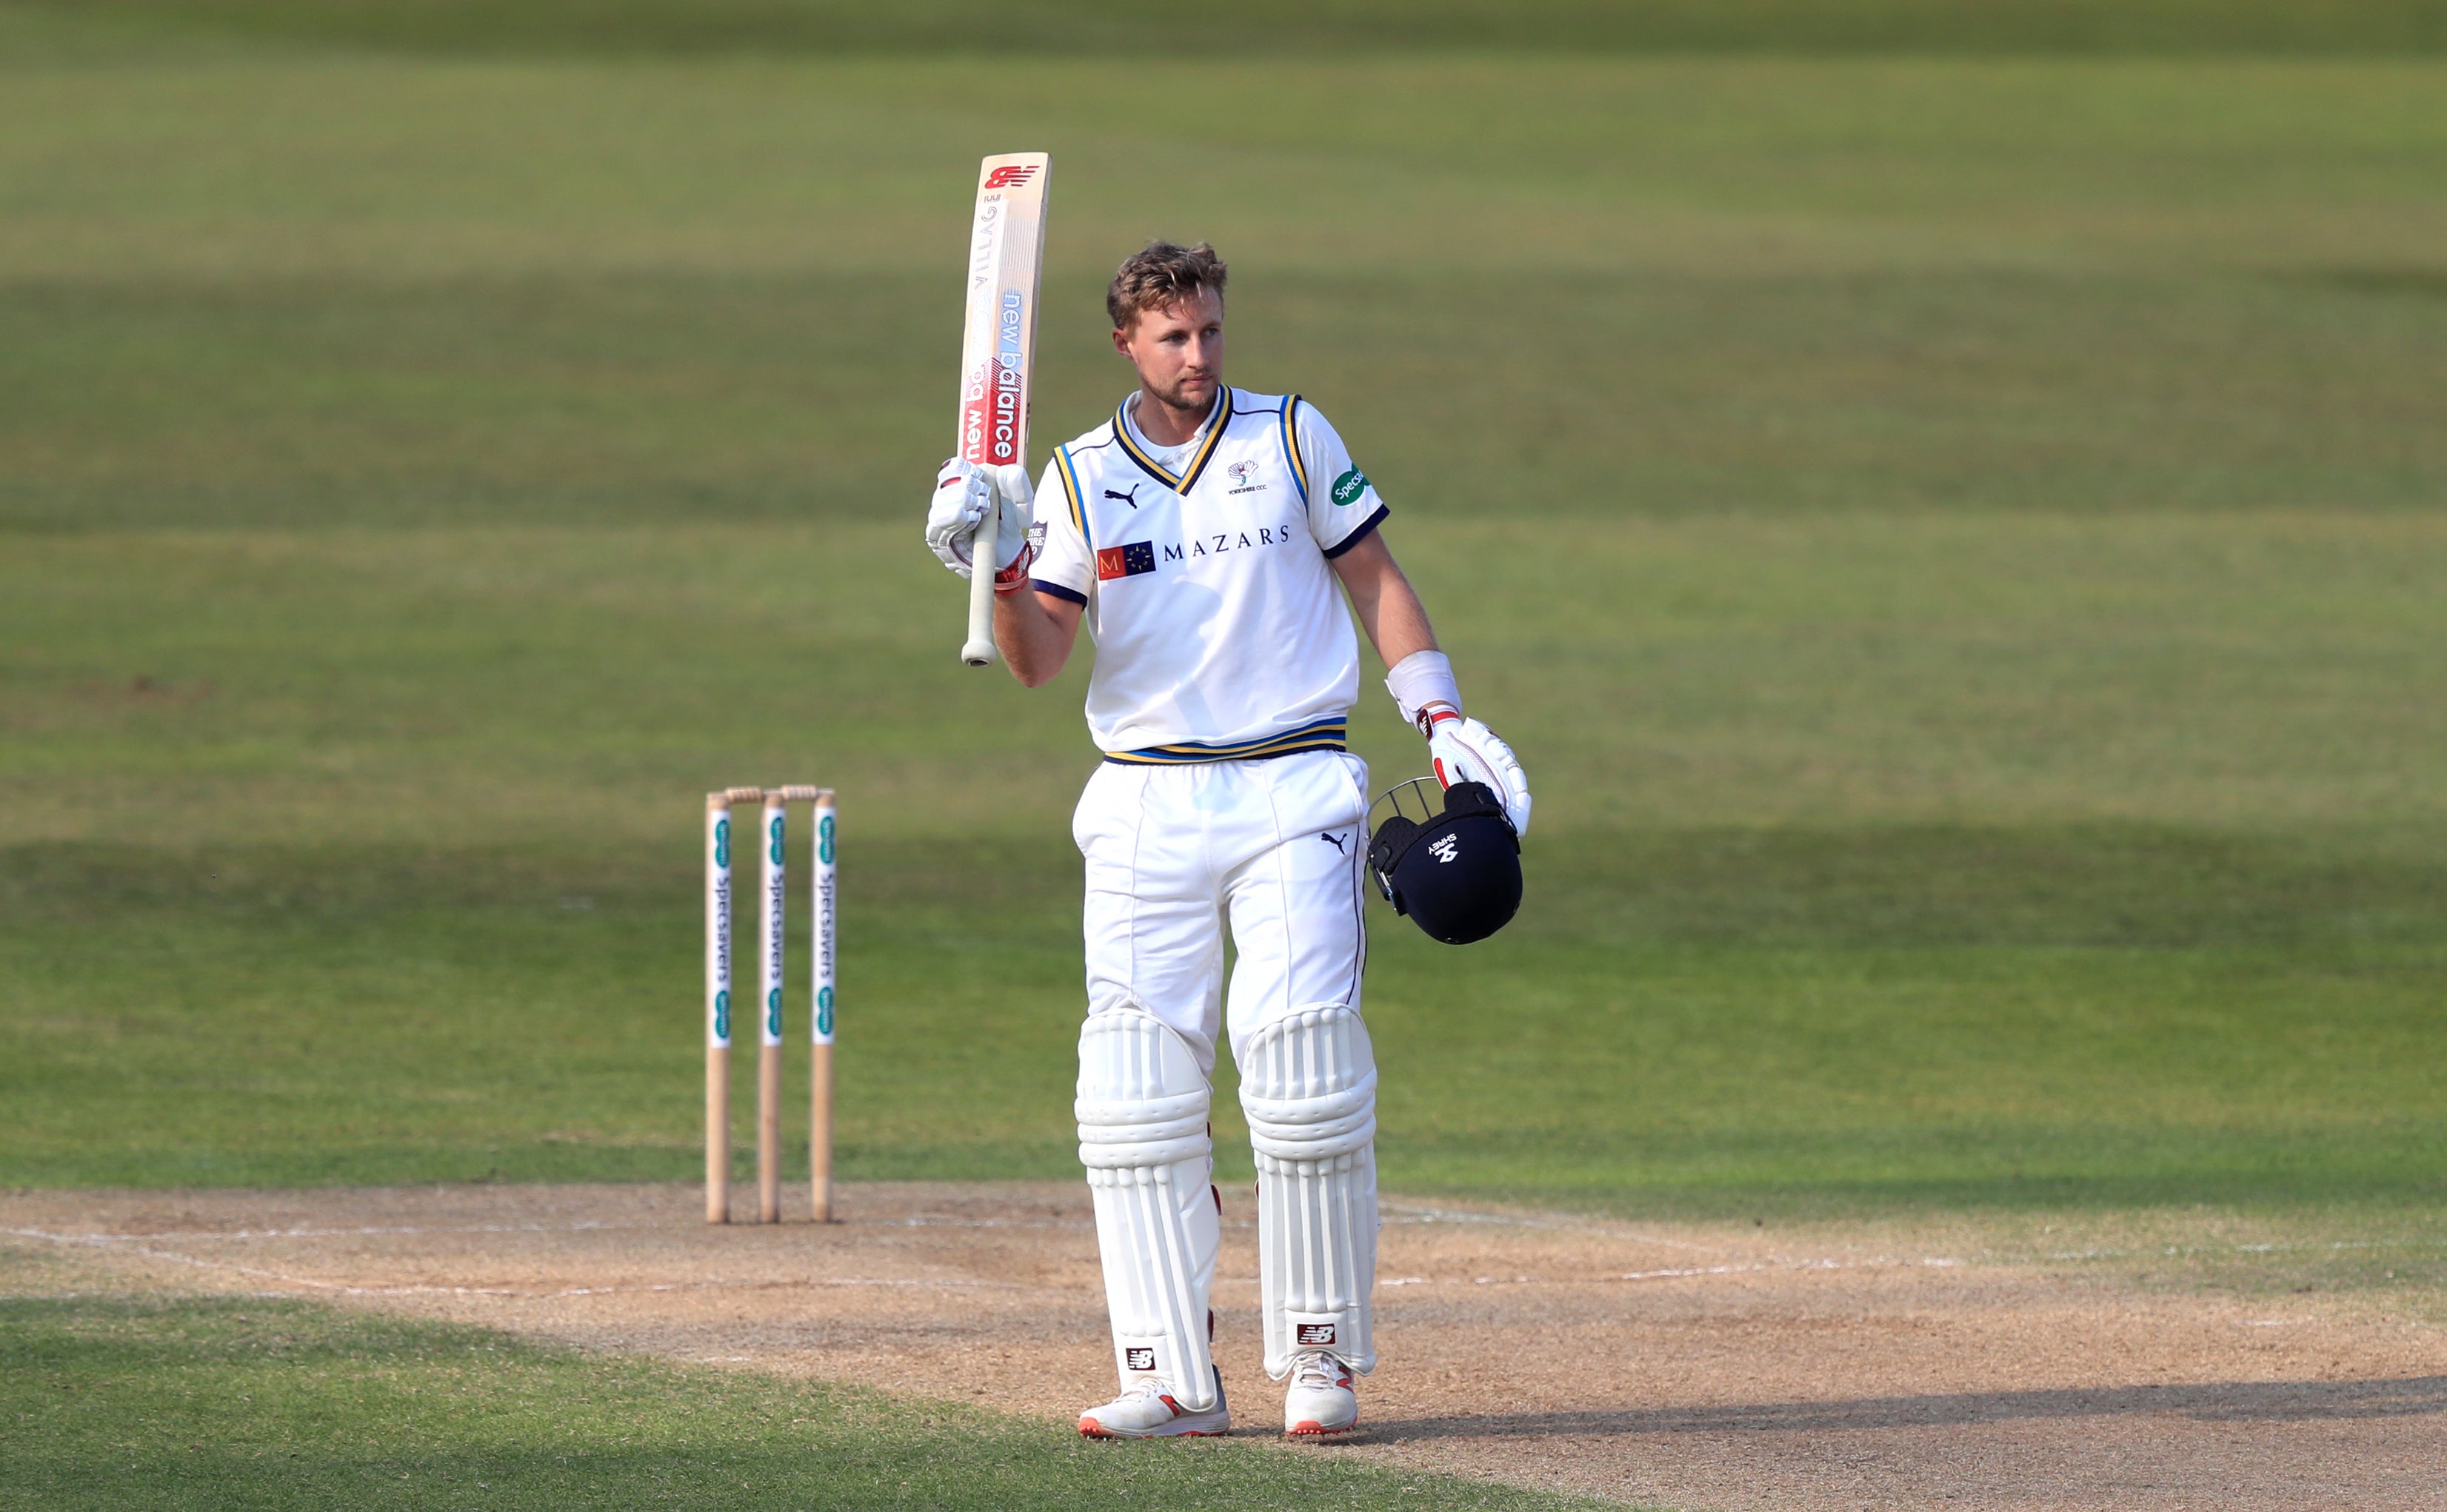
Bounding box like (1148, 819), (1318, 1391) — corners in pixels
(1286, 1419), (1357, 1436)
(1079, 1417), (1230, 1439)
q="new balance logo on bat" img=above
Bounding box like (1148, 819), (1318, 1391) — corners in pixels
(984, 164), (1038, 190)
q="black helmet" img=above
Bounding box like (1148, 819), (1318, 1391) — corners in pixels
(1367, 779), (1522, 945)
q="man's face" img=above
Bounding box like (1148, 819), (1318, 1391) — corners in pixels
(1113, 289), (1224, 412)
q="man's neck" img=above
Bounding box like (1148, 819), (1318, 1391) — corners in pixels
(1129, 388), (1217, 448)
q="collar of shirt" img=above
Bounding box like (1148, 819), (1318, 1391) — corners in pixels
(1121, 391), (1220, 478)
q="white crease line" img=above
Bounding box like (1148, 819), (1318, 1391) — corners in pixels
(5, 1221), (639, 1242)
(1618, 1257), (1949, 1282)
(4, 1227), (1027, 1299)
(1375, 1212), (2443, 1274)
(2026, 1239), (2436, 1263)
(1612, 1255), (1962, 1283)
(542, 1277), (1026, 1297)
(8, 1215), (1097, 1242)
(1397, 1237), (2439, 1288)
(884, 1216), (1095, 1231)
(1615, 1264), (1771, 1282)
(8, 1228), (460, 1296)
(20, 1222), (1934, 1297)
(1386, 1256), (1969, 1288)
(1378, 1202), (1721, 1254)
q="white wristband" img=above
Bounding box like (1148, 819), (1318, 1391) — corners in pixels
(1385, 649), (1462, 729)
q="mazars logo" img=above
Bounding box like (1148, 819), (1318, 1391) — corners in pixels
(1429, 834), (1459, 863)
(984, 164), (1038, 190)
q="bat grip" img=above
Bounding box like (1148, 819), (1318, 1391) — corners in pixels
(959, 494), (999, 667)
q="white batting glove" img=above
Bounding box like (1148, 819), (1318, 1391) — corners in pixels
(1426, 713), (1532, 837)
(924, 459), (1036, 579)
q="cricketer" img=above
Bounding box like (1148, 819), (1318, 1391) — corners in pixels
(927, 242), (1530, 1438)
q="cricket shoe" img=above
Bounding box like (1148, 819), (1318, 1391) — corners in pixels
(1283, 1351), (1358, 1436)
(1078, 1367), (1230, 1439)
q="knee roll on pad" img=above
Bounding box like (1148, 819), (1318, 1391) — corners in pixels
(1076, 1011), (1221, 1410)
(1238, 1006), (1379, 1379)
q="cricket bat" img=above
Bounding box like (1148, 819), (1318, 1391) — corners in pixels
(955, 152), (1050, 668)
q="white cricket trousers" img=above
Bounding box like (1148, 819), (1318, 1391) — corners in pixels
(1074, 749), (1370, 1070)
(1072, 749), (1381, 1401)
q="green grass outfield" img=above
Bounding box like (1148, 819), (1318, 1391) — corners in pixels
(3, 7), (2445, 1229)
(0, 1294), (1600, 1510)
(13, 0), (2447, 55)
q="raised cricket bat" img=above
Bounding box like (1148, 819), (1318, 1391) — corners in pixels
(955, 152), (1050, 668)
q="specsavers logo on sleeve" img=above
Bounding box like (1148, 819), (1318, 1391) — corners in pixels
(1331, 467), (1369, 506)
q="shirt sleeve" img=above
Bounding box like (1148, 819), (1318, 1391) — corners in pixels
(1028, 449), (1092, 605)
(1291, 400), (1389, 559)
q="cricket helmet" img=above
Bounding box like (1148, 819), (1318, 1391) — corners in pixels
(1366, 778), (1523, 945)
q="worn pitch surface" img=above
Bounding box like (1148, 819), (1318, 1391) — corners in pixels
(4, 1182), (2440, 1510)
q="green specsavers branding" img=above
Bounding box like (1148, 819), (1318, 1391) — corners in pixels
(1331, 467), (1369, 506)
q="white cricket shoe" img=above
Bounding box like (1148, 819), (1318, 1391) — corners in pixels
(1077, 1367), (1230, 1439)
(1283, 1351), (1358, 1436)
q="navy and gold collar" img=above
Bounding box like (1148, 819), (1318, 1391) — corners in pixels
(1112, 388), (1233, 495)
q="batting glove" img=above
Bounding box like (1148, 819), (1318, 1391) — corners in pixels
(1423, 711), (1532, 837)
(924, 459), (1037, 580)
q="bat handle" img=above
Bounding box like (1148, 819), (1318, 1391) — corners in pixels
(959, 494), (998, 667)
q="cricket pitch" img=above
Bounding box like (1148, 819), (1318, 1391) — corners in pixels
(5, 1182), (2441, 1510)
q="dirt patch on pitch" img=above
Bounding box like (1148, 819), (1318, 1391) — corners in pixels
(6, 1182), (2443, 1510)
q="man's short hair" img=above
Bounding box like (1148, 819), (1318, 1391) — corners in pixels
(1107, 241), (1227, 331)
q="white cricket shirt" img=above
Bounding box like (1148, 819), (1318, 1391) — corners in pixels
(1031, 389), (1389, 762)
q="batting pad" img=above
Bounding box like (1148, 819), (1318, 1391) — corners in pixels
(1238, 1006), (1379, 1379)
(1076, 1010), (1221, 1409)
